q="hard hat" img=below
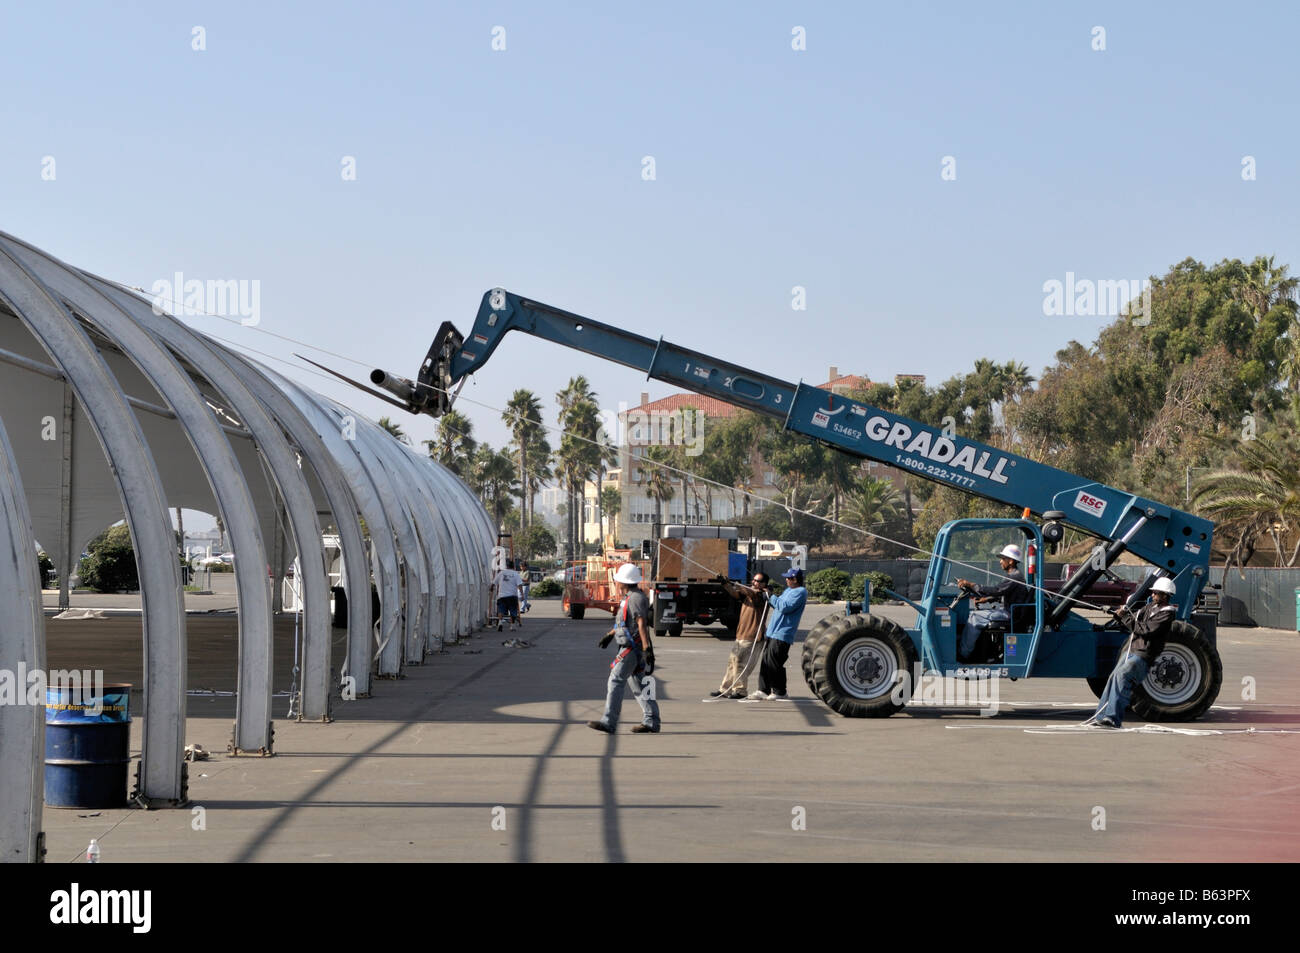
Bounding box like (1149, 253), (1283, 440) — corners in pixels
(998, 544), (1022, 562)
(1152, 577), (1177, 596)
(614, 563), (642, 585)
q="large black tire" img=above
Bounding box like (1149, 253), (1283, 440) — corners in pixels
(800, 615), (841, 691)
(1085, 675), (1108, 699)
(667, 622), (683, 638)
(569, 603), (586, 620)
(810, 614), (919, 718)
(1129, 620), (1222, 722)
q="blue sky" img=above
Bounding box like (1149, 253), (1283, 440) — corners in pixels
(4, 0), (1297, 472)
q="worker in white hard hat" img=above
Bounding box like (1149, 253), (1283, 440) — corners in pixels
(589, 562), (661, 734)
(955, 544), (1030, 663)
(1092, 576), (1178, 728)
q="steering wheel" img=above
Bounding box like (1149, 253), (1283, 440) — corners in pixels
(947, 582), (978, 612)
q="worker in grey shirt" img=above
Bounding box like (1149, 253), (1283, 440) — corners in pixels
(589, 563), (661, 734)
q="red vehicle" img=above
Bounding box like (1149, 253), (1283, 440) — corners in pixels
(562, 552), (652, 620)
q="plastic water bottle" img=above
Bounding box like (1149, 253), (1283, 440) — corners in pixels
(86, 839), (100, 864)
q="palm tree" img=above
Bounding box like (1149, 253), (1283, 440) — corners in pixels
(423, 409), (476, 477)
(555, 378), (602, 558)
(377, 416), (409, 445)
(600, 486), (622, 546)
(472, 444), (521, 530)
(504, 389), (546, 528)
(1192, 434), (1300, 572)
(844, 476), (903, 551)
(644, 446), (676, 525)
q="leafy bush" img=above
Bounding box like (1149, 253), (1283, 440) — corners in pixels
(78, 525), (139, 593)
(807, 567), (851, 601)
(531, 578), (561, 598)
(849, 571), (894, 604)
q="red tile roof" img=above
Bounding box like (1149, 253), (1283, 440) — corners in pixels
(818, 374), (872, 391)
(622, 394), (741, 417)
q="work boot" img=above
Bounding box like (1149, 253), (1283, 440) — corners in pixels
(631, 725), (660, 733)
(587, 720), (614, 733)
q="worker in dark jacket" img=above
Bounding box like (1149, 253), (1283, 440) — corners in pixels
(1092, 576), (1178, 728)
(710, 572), (769, 698)
(956, 544), (1029, 662)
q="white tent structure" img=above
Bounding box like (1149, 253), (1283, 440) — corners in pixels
(0, 232), (493, 862)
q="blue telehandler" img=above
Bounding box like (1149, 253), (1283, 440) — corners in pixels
(360, 290), (1223, 720)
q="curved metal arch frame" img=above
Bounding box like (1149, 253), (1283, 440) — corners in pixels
(88, 277), (335, 723)
(266, 370), (404, 687)
(0, 244), (186, 804)
(0, 416), (46, 862)
(1, 238), (275, 753)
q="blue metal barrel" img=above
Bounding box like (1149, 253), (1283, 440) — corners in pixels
(44, 682), (132, 809)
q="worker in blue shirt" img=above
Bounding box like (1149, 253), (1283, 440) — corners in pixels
(746, 567), (808, 700)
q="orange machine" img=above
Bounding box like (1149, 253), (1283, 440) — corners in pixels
(562, 550), (652, 620)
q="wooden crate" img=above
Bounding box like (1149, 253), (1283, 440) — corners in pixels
(657, 538), (730, 581)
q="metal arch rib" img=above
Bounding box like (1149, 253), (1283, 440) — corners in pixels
(0, 415), (46, 862)
(0, 237), (276, 754)
(378, 439), (450, 656)
(214, 350), (379, 700)
(0, 245), (186, 803)
(343, 413), (431, 670)
(262, 368), (404, 687)
(87, 277), (334, 723)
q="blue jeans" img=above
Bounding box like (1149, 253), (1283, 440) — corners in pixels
(601, 632), (660, 729)
(959, 608), (1009, 660)
(1094, 653), (1149, 726)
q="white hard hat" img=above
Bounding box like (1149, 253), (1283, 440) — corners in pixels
(1152, 577), (1177, 596)
(998, 544), (1022, 562)
(614, 563), (643, 585)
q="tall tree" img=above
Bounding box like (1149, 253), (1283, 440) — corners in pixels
(504, 389), (546, 528)
(471, 443), (520, 531)
(600, 485), (622, 545)
(1192, 434), (1300, 572)
(424, 409), (476, 477)
(643, 445), (676, 525)
(554, 377), (602, 558)
(377, 416), (409, 445)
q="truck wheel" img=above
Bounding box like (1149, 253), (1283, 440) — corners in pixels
(810, 614), (918, 718)
(800, 616), (840, 691)
(1129, 620), (1222, 722)
(667, 623), (683, 638)
(570, 603), (585, 620)
(1085, 675), (1108, 699)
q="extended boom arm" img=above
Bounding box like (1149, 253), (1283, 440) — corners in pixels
(377, 289), (1213, 617)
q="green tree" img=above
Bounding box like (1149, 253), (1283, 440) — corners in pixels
(377, 416), (409, 445)
(504, 389), (548, 528)
(518, 523), (558, 560)
(600, 485), (622, 544)
(78, 524), (139, 593)
(554, 377), (603, 558)
(1192, 433), (1300, 571)
(470, 443), (519, 530)
(643, 445), (676, 525)
(424, 409), (477, 477)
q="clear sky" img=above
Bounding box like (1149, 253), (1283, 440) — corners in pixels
(4, 0), (1297, 474)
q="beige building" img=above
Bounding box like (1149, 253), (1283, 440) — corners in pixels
(577, 368), (925, 549)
